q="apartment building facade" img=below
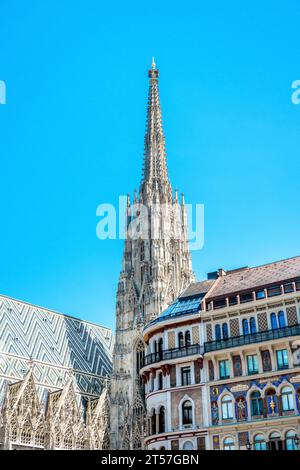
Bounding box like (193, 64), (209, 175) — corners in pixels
(140, 256), (300, 450)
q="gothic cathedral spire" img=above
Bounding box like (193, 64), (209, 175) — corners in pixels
(140, 59), (172, 203)
(110, 62), (195, 450)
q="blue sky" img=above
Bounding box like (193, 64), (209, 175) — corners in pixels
(0, 1), (299, 330)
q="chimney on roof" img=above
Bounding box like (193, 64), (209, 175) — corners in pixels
(218, 268), (226, 277)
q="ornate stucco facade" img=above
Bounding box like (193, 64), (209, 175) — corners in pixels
(141, 256), (300, 450)
(110, 60), (195, 449)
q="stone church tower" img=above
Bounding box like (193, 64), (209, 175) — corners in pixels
(110, 60), (195, 449)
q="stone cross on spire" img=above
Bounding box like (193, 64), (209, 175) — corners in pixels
(140, 59), (172, 203)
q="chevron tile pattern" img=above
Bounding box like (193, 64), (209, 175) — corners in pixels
(0, 295), (113, 400)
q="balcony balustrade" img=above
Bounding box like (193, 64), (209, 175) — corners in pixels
(143, 343), (202, 367)
(204, 324), (300, 353)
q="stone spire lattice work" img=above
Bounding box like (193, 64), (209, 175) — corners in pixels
(110, 61), (195, 450)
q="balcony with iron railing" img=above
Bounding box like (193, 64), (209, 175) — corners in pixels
(204, 323), (300, 353)
(143, 343), (202, 367)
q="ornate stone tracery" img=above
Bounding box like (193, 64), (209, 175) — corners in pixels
(0, 369), (111, 450)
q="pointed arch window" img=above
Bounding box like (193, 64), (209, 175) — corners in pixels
(34, 423), (45, 447)
(135, 341), (145, 375)
(20, 416), (32, 445)
(76, 430), (86, 450)
(151, 409), (156, 435)
(133, 435), (142, 449)
(63, 426), (74, 450)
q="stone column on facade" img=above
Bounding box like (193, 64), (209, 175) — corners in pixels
(268, 345), (276, 371)
(256, 347), (263, 373)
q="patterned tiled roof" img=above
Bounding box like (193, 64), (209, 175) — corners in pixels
(206, 255), (300, 300)
(0, 294), (113, 402)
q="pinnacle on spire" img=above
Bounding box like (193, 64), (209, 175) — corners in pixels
(141, 61), (172, 202)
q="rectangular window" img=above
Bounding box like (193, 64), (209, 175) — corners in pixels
(214, 299), (227, 309)
(247, 354), (259, 374)
(229, 296), (238, 306)
(181, 367), (191, 386)
(283, 283), (294, 294)
(240, 292), (253, 303)
(276, 349), (289, 370)
(256, 290), (265, 300)
(267, 285), (281, 297)
(219, 360), (230, 379)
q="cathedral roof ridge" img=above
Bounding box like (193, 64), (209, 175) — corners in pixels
(0, 292), (112, 334)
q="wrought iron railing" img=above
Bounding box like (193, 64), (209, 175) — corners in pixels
(204, 324), (300, 353)
(143, 344), (202, 367)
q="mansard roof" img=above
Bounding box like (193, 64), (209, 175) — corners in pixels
(143, 255), (300, 332)
(206, 255), (300, 300)
(179, 279), (216, 299)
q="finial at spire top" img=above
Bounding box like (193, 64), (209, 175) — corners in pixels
(148, 57), (159, 78)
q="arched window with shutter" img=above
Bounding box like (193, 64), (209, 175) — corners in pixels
(222, 323), (229, 340)
(242, 319), (249, 336)
(215, 324), (221, 341)
(271, 313), (278, 330)
(178, 332), (184, 349)
(250, 317), (257, 334)
(185, 331), (191, 347)
(278, 311), (286, 329)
